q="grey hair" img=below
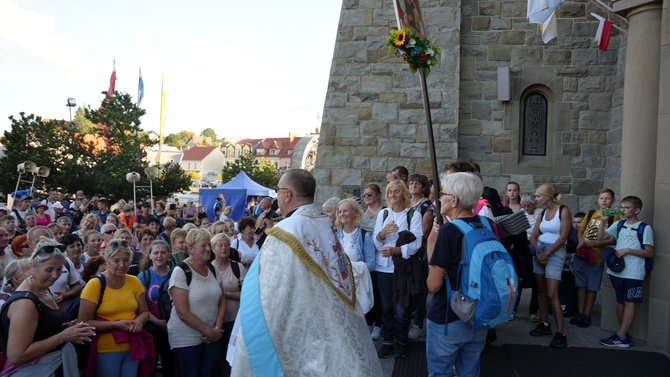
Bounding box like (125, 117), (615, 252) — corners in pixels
(322, 197), (341, 212)
(439, 172), (484, 211)
(520, 192), (535, 205)
(30, 238), (66, 269)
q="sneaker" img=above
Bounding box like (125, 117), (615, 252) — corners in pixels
(370, 326), (382, 341)
(529, 323), (553, 337)
(394, 342), (408, 358)
(569, 313), (585, 325)
(408, 324), (426, 339)
(530, 313), (540, 322)
(508, 312), (516, 321)
(550, 332), (567, 349)
(378, 344), (395, 358)
(577, 315), (592, 328)
(600, 333), (631, 348)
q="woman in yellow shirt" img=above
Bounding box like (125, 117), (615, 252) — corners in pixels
(79, 239), (151, 377)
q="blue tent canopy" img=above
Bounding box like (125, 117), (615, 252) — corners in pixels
(199, 171), (273, 222)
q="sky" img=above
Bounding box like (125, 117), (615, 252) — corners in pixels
(0, 0), (342, 140)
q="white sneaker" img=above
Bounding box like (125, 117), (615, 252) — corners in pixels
(530, 313), (540, 322)
(370, 326), (382, 340)
(408, 324), (426, 339)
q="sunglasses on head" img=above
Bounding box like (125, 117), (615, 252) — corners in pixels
(37, 245), (66, 254)
(107, 239), (130, 249)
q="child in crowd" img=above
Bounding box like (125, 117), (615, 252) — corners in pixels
(597, 196), (654, 348)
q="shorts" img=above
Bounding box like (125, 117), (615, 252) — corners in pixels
(532, 241), (566, 281)
(609, 275), (643, 304)
(571, 257), (604, 292)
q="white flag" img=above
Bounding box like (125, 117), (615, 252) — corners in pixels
(542, 11), (558, 43)
(528, 0), (564, 24)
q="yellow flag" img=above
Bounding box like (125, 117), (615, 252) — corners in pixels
(157, 74), (167, 164)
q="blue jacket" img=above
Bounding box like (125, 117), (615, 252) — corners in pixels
(335, 227), (376, 272)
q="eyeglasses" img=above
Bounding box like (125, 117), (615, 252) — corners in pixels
(21, 243), (30, 249)
(103, 230), (116, 235)
(363, 192), (374, 198)
(107, 239), (130, 249)
(274, 186), (291, 193)
(439, 192), (455, 198)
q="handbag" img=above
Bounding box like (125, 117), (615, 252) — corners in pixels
(494, 210), (531, 238)
(576, 245), (595, 265)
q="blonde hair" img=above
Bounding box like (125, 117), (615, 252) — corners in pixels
(211, 233), (230, 248)
(386, 180), (412, 209)
(2, 259), (31, 294)
(536, 184), (562, 204)
(186, 228), (211, 248)
(334, 199), (364, 229)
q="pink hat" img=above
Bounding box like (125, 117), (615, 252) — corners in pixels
(36, 203), (49, 210)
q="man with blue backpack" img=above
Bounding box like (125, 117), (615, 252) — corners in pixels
(596, 195), (654, 348)
(426, 172), (517, 377)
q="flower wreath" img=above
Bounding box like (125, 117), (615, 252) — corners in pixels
(387, 27), (441, 76)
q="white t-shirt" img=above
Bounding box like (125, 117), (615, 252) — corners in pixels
(340, 229), (360, 262)
(167, 264), (223, 349)
(48, 258), (81, 310)
(605, 221), (654, 280)
(234, 236), (259, 267)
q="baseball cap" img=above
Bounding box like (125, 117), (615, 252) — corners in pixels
(20, 195), (32, 202)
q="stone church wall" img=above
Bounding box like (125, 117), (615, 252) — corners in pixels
(313, 0), (624, 210)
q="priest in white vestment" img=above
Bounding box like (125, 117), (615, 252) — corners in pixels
(231, 168), (382, 376)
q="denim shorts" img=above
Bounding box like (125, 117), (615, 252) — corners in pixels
(532, 241), (566, 280)
(571, 257), (604, 291)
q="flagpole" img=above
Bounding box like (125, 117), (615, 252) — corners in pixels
(418, 68), (442, 224)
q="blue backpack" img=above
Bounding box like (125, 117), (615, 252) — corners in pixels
(448, 216), (518, 329)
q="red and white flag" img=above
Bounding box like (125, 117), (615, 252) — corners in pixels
(592, 13), (613, 51)
(107, 61), (117, 98)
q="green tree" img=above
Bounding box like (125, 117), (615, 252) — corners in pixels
(0, 113), (95, 197)
(179, 130), (195, 144)
(150, 162), (192, 199)
(221, 154), (282, 189)
(83, 92), (154, 200)
(201, 128), (217, 142)
(164, 133), (185, 147)
(72, 107), (97, 134)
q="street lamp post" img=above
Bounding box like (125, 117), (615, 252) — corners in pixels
(126, 167), (160, 216)
(66, 97), (76, 124)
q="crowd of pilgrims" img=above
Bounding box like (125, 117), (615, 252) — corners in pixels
(0, 158), (624, 376)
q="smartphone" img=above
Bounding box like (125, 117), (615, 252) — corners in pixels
(353, 188), (361, 198)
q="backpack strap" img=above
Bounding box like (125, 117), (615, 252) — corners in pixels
(420, 200), (432, 216)
(142, 270), (151, 291)
(178, 262), (193, 286)
(382, 209), (389, 223)
(637, 222), (647, 247)
(95, 274), (107, 311)
(178, 261), (216, 286)
(230, 262), (242, 290)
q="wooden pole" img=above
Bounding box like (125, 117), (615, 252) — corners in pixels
(418, 68), (442, 224)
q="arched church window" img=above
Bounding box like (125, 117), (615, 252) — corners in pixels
(522, 92), (547, 156)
